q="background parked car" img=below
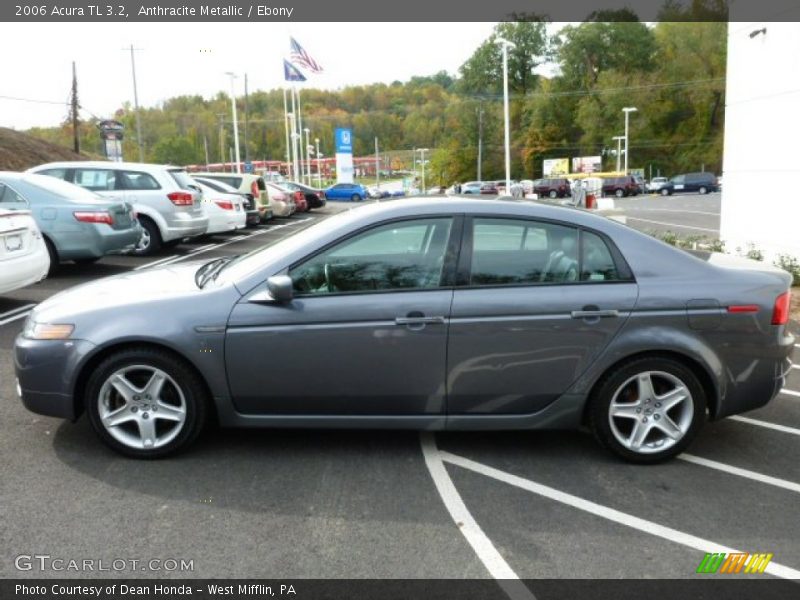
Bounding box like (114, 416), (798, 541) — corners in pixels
(265, 183), (298, 217)
(532, 178), (571, 199)
(602, 175), (640, 198)
(193, 177), (260, 227)
(325, 182), (368, 202)
(29, 162), (208, 256)
(461, 181), (482, 195)
(647, 177), (669, 192)
(0, 172), (141, 269)
(480, 182), (499, 195)
(282, 181), (327, 209)
(193, 181), (247, 234)
(0, 207), (49, 294)
(191, 172), (272, 223)
(659, 172), (719, 196)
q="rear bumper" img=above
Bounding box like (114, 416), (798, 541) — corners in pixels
(0, 243), (49, 293)
(56, 224), (142, 260)
(162, 214), (209, 242)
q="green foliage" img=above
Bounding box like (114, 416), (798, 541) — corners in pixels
(744, 244), (764, 262)
(150, 136), (200, 166)
(774, 255), (800, 285)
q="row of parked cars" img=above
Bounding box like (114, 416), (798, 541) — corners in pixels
(0, 161), (328, 297)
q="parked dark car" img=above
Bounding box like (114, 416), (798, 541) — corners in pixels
(660, 172), (719, 196)
(282, 181), (327, 210)
(16, 198), (794, 463)
(533, 178), (571, 199)
(602, 176), (641, 198)
(480, 182), (498, 195)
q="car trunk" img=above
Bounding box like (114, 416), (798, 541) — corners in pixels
(0, 211), (37, 260)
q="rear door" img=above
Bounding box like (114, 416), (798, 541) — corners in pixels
(446, 216), (639, 415)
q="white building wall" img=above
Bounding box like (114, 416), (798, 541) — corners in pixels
(721, 21), (800, 261)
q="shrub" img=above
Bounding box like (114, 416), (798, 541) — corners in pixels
(774, 254), (800, 286)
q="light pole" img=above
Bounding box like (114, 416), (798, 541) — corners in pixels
(417, 148), (429, 194)
(612, 135), (625, 173)
(496, 37), (516, 193)
(225, 72), (241, 174)
(303, 127), (311, 185)
(288, 113), (299, 181)
(315, 137), (322, 188)
(622, 107), (638, 175)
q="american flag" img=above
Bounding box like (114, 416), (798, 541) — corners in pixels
(289, 37), (323, 74)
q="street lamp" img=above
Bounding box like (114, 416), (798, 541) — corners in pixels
(303, 127), (311, 185)
(225, 72), (241, 174)
(417, 148), (429, 195)
(622, 107), (638, 175)
(495, 37), (516, 193)
(612, 135), (625, 173)
(288, 113), (300, 181)
(315, 137), (322, 188)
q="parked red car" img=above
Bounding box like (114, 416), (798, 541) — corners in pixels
(292, 190), (308, 212)
(480, 182), (499, 194)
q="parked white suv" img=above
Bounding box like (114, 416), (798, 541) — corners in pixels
(27, 162), (209, 256)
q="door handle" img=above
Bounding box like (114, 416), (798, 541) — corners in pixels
(395, 316), (446, 326)
(571, 309), (619, 319)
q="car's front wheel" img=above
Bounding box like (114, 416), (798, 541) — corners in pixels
(85, 348), (208, 458)
(351, 194), (362, 202)
(615, 188), (625, 198)
(698, 186), (708, 195)
(661, 188), (671, 196)
(588, 357), (706, 463)
(548, 190), (558, 199)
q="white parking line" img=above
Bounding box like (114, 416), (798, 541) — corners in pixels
(679, 454), (800, 495)
(781, 388), (800, 398)
(420, 434), (536, 600)
(730, 415), (800, 437)
(439, 450), (800, 580)
(626, 208), (720, 217)
(0, 303), (36, 321)
(624, 217), (718, 233)
(0, 309), (32, 327)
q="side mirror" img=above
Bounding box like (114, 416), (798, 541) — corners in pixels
(266, 275), (294, 302)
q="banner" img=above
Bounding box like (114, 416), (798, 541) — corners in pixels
(335, 128), (354, 184)
(543, 158), (569, 177)
(572, 155), (602, 174)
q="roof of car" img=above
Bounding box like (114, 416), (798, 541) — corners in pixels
(29, 161), (181, 171)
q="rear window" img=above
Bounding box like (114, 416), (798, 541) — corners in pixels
(120, 171), (160, 190)
(168, 169), (198, 191)
(196, 178), (238, 194)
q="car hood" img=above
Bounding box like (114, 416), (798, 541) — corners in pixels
(31, 261), (210, 324)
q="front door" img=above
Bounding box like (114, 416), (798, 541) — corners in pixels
(225, 216), (459, 416)
(447, 216), (639, 415)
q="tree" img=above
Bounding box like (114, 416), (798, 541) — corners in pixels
(151, 136), (200, 166)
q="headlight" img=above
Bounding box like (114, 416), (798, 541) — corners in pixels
(23, 321), (75, 340)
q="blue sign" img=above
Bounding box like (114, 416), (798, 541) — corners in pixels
(244, 162), (253, 173)
(335, 128), (353, 154)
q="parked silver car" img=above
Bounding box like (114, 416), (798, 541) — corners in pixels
(27, 162), (209, 256)
(15, 198), (794, 461)
(0, 172), (141, 269)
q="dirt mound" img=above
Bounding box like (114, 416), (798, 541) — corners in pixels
(0, 127), (91, 171)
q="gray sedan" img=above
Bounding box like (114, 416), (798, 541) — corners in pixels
(0, 172), (141, 268)
(14, 198), (794, 462)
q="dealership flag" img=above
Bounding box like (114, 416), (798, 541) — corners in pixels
(289, 37), (323, 74)
(284, 59), (307, 82)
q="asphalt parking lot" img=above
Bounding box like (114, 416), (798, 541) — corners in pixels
(1, 196), (799, 583)
(613, 191), (721, 238)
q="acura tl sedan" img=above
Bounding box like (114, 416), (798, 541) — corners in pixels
(15, 199), (794, 462)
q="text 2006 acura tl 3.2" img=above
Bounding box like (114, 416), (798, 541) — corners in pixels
(15, 199), (794, 462)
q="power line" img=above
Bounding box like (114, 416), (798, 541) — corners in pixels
(0, 94), (69, 106)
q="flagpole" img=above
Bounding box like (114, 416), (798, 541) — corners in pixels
(290, 86), (300, 180)
(282, 88), (291, 179)
(296, 86), (305, 184)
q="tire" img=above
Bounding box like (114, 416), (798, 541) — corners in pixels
(44, 237), (59, 275)
(698, 186), (708, 195)
(132, 217), (162, 256)
(351, 194), (362, 202)
(615, 188), (625, 198)
(661, 188), (670, 196)
(548, 190), (558, 199)
(588, 356), (706, 464)
(85, 348), (208, 459)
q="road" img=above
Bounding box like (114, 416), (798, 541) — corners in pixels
(2, 196), (799, 585)
(613, 192), (721, 238)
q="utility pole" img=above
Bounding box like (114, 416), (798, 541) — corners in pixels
(375, 137), (380, 190)
(71, 61), (80, 154)
(496, 37), (516, 193)
(128, 45), (145, 162)
(203, 135), (210, 168)
(477, 102), (483, 182)
(225, 72), (241, 174)
(243, 73), (250, 164)
(216, 113), (226, 165)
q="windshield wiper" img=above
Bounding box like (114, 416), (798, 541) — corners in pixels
(195, 256), (238, 288)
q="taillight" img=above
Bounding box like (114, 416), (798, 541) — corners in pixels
(167, 192), (194, 206)
(215, 201), (234, 210)
(772, 291), (791, 325)
(251, 181), (259, 198)
(295, 191), (304, 202)
(727, 305), (759, 314)
(73, 211), (113, 225)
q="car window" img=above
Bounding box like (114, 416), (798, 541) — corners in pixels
(290, 218), (453, 295)
(0, 182), (27, 204)
(36, 168), (68, 180)
(470, 218), (578, 285)
(672, 175), (685, 184)
(74, 169), (119, 191)
(168, 169), (197, 191)
(581, 231), (622, 282)
(120, 171), (160, 190)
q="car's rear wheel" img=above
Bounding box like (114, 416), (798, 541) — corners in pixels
(588, 357), (706, 463)
(133, 217), (162, 256)
(548, 190), (558, 199)
(615, 188), (625, 198)
(661, 188), (670, 196)
(698, 186), (708, 195)
(85, 348), (208, 458)
(351, 194), (362, 202)
(43, 237), (59, 274)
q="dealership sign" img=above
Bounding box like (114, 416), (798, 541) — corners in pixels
(334, 128), (354, 184)
(572, 155), (602, 174)
(543, 158), (569, 177)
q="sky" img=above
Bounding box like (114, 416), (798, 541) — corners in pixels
(0, 22), (501, 130)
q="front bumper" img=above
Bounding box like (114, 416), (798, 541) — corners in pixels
(14, 335), (96, 421)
